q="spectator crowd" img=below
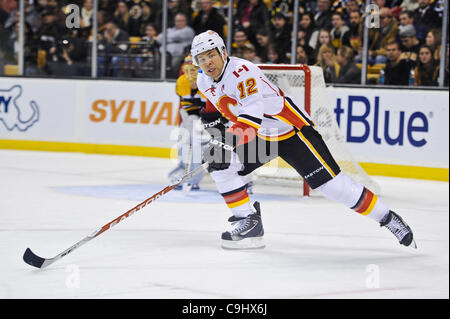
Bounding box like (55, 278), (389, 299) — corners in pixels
(0, 0), (448, 85)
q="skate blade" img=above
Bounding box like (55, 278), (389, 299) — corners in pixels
(221, 237), (265, 250)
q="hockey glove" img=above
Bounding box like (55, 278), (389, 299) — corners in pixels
(200, 111), (234, 172)
(200, 111), (258, 173)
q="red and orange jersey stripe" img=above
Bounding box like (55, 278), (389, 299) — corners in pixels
(273, 97), (313, 130)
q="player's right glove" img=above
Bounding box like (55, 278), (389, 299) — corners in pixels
(200, 110), (235, 173)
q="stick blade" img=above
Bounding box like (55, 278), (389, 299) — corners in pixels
(23, 248), (46, 268)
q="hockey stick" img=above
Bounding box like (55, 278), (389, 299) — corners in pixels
(182, 144), (193, 194)
(23, 162), (209, 269)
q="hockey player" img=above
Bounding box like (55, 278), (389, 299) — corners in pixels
(191, 30), (417, 250)
(168, 54), (209, 191)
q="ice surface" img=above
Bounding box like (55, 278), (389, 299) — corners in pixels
(0, 150), (448, 298)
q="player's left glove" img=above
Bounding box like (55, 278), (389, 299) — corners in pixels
(200, 111), (258, 173)
(200, 110), (233, 172)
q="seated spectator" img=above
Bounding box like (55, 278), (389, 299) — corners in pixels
(347, 9), (363, 55)
(414, 0), (442, 30)
(332, 45), (361, 84)
(313, 0), (333, 30)
(231, 29), (251, 59)
(310, 28), (332, 64)
(359, 7), (398, 64)
(255, 27), (270, 62)
(398, 10), (426, 42)
(330, 12), (350, 51)
(384, 40), (414, 85)
(234, 0), (270, 46)
(135, 22), (161, 78)
(242, 42), (262, 63)
(138, 1), (157, 36)
(80, 0), (94, 28)
(399, 24), (421, 63)
(113, 0), (131, 35)
(414, 45), (440, 86)
(299, 12), (318, 51)
(142, 23), (159, 43)
(297, 27), (314, 61)
(425, 29), (442, 62)
(156, 12), (195, 77)
(296, 44), (309, 64)
(99, 20), (129, 53)
(192, 0), (226, 38)
(270, 12), (291, 59)
(97, 20), (129, 76)
(315, 44), (340, 83)
(266, 43), (289, 64)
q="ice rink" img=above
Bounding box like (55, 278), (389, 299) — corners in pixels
(0, 149), (448, 299)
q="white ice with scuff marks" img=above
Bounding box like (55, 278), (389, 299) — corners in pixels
(0, 150), (448, 298)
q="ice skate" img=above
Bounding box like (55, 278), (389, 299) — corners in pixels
(380, 211), (417, 249)
(222, 201), (265, 249)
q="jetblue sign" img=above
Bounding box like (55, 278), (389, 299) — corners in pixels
(327, 87), (448, 168)
(335, 95), (428, 147)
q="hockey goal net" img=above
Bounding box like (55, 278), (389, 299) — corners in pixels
(255, 64), (380, 196)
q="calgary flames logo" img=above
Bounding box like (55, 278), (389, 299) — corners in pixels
(216, 95), (238, 122)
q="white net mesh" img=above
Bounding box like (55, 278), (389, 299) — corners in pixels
(256, 65), (381, 195)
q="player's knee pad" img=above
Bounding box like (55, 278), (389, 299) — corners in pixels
(317, 173), (364, 208)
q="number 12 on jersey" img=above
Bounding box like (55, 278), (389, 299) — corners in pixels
(237, 78), (258, 99)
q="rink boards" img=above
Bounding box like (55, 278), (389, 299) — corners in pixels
(0, 77), (448, 181)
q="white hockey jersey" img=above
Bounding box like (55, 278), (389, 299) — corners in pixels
(197, 57), (313, 140)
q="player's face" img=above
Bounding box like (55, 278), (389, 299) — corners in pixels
(196, 49), (225, 80)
